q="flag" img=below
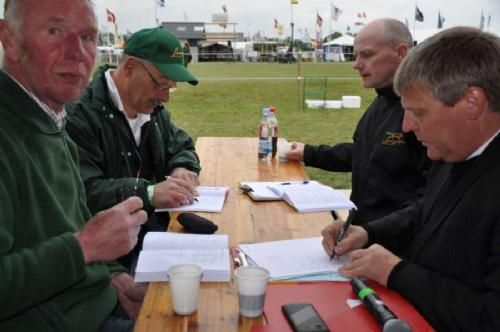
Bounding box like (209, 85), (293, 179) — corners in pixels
(480, 10), (485, 30)
(437, 11), (445, 28)
(222, 4), (227, 13)
(274, 18), (278, 29)
(291, 0), (298, 4)
(415, 6), (424, 22)
(316, 13), (323, 27)
(106, 8), (116, 24)
(157, 0), (165, 7)
(357, 12), (362, 18)
(488, 15), (491, 28)
(331, 4), (342, 21)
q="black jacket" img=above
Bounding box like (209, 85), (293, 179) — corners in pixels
(303, 86), (430, 225)
(365, 134), (500, 331)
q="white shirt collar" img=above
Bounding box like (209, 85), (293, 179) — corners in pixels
(467, 129), (500, 159)
(5, 71), (66, 129)
(104, 69), (150, 146)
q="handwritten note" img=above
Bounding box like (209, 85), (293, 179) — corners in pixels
(238, 237), (348, 280)
(135, 232), (231, 282)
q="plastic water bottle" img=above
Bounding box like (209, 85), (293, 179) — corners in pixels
(258, 108), (272, 161)
(268, 107), (279, 159)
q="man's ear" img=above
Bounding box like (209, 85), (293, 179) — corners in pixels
(462, 86), (487, 120)
(0, 19), (21, 62)
(394, 43), (409, 63)
(122, 56), (138, 78)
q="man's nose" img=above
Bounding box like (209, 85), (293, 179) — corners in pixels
(402, 111), (415, 133)
(65, 33), (85, 61)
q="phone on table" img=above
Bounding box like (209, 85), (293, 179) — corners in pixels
(282, 302), (330, 332)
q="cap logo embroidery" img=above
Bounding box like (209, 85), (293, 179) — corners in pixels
(381, 132), (406, 146)
(170, 47), (184, 58)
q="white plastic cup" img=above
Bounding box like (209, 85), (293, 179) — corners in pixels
(277, 138), (292, 163)
(235, 266), (270, 318)
(167, 264), (203, 315)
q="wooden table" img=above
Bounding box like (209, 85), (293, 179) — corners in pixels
(134, 137), (342, 332)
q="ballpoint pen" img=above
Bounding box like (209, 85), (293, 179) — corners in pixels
(280, 180), (309, 185)
(330, 210), (355, 261)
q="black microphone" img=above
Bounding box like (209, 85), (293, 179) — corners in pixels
(177, 212), (218, 234)
(351, 277), (412, 332)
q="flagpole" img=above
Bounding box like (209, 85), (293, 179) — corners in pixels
(329, 1), (332, 37)
(154, 0), (159, 26)
(413, 3), (416, 42)
(290, 2), (295, 52)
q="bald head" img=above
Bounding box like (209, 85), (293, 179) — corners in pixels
(352, 18), (411, 89)
(356, 18), (413, 49)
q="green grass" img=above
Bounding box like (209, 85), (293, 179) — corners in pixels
(152, 62), (375, 188)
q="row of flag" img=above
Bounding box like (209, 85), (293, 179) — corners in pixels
(414, 6), (445, 29)
(415, 6), (492, 30)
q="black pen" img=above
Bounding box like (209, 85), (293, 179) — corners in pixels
(330, 210), (355, 261)
(281, 180), (310, 185)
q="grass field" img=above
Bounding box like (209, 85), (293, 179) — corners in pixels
(160, 62), (375, 189)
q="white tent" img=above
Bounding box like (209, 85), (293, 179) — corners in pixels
(322, 35), (354, 62)
(323, 35), (354, 46)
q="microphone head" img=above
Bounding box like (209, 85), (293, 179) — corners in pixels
(177, 212), (219, 234)
(382, 319), (412, 332)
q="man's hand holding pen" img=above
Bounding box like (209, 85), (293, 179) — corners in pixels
(320, 219), (368, 261)
(151, 175), (198, 208)
(320, 218), (401, 286)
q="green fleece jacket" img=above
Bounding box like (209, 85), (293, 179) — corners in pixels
(66, 65), (200, 224)
(0, 71), (124, 331)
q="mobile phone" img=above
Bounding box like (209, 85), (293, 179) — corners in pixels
(282, 303), (330, 332)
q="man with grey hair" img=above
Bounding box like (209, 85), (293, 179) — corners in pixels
(0, 0), (147, 331)
(321, 27), (500, 331)
(287, 18), (430, 226)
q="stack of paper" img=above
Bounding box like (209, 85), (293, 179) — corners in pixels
(156, 186), (229, 212)
(237, 237), (348, 281)
(134, 232), (231, 282)
(267, 182), (355, 212)
(240, 180), (355, 212)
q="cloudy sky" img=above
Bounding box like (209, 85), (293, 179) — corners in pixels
(1, 0), (499, 39)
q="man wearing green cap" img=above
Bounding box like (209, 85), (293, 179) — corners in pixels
(66, 27), (201, 270)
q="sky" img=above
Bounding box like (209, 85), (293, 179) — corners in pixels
(0, 0), (499, 39)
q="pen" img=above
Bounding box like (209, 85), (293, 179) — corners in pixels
(280, 180), (310, 185)
(330, 210), (355, 261)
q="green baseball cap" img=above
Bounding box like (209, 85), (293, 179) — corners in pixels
(124, 27), (198, 85)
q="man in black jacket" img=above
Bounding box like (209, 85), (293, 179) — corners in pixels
(322, 27), (500, 331)
(287, 19), (430, 225)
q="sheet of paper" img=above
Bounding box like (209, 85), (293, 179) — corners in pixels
(267, 182), (356, 212)
(239, 180), (316, 201)
(142, 232), (229, 251)
(135, 232), (231, 282)
(156, 186), (229, 212)
(238, 237), (348, 280)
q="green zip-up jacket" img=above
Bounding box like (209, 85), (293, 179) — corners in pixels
(66, 65), (200, 229)
(0, 71), (124, 331)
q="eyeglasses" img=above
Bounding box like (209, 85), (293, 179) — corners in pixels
(136, 61), (177, 93)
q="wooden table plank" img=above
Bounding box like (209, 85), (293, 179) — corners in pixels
(134, 137), (337, 332)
